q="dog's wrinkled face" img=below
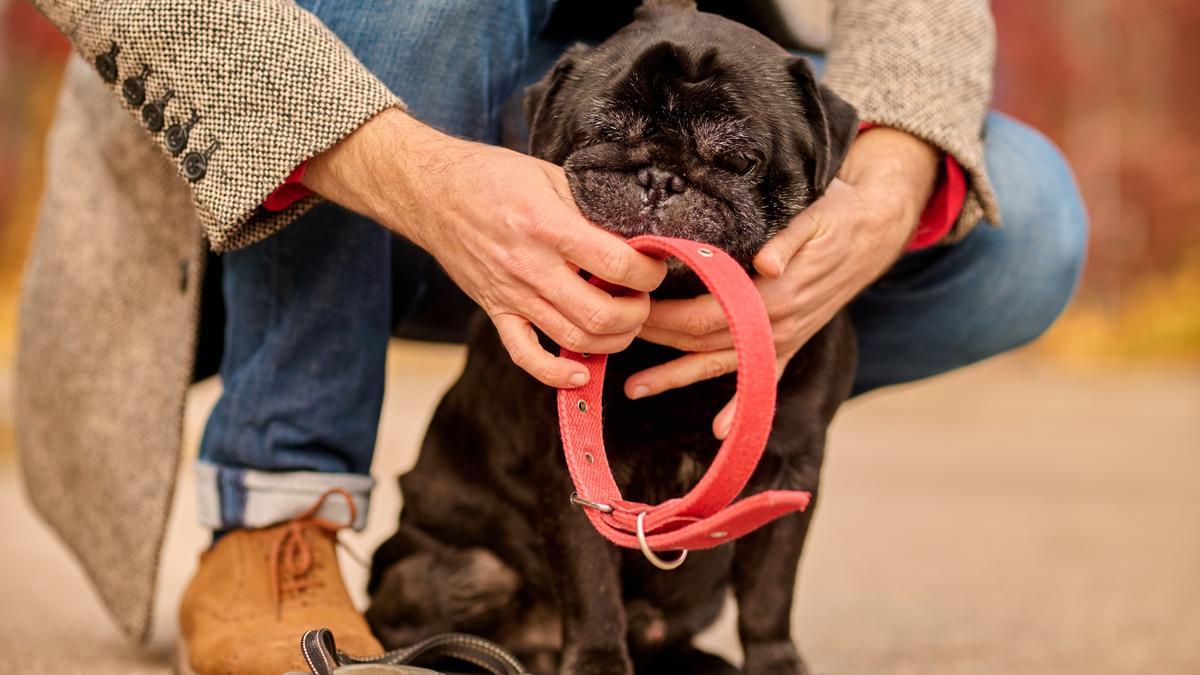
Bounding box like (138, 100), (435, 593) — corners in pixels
(525, 1), (858, 274)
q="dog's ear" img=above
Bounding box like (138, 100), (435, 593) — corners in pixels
(787, 57), (859, 192)
(525, 43), (591, 160)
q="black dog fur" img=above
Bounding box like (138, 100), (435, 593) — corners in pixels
(368, 3), (859, 673)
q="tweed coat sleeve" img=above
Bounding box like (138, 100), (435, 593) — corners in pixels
(821, 0), (1001, 236)
(30, 0), (403, 251)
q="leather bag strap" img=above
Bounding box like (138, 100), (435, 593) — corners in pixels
(299, 628), (529, 675)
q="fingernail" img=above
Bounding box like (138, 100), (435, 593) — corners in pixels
(630, 385), (650, 400)
(569, 372), (588, 387)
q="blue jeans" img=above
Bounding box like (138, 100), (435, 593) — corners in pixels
(197, 0), (1087, 530)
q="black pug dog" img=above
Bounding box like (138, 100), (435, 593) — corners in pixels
(368, 2), (858, 673)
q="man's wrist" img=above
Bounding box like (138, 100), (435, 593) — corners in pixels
(301, 107), (440, 241)
(842, 127), (940, 231)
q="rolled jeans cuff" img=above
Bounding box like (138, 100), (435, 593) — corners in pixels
(196, 461), (373, 531)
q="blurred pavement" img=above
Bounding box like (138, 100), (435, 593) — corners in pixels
(1, 344), (1198, 674)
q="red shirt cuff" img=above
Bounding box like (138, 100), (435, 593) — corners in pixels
(262, 161), (313, 212)
(857, 123), (967, 251)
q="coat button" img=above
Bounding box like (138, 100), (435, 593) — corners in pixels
(95, 42), (120, 84)
(142, 91), (174, 133)
(182, 140), (220, 182)
(165, 110), (198, 156)
(122, 64), (150, 107)
(182, 152), (207, 182)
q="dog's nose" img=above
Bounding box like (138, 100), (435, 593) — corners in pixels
(636, 166), (686, 203)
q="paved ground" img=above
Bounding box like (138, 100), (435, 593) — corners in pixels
(1, 344), (1198, 674)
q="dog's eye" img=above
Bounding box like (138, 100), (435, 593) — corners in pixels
(715, 152), (757, 175)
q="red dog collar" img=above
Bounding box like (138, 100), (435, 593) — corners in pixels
(558, 235), (811, 570)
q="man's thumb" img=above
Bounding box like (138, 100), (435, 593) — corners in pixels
(754, 201), (825, 278)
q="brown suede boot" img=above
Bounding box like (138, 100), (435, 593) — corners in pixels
(177, 489), (383, 675)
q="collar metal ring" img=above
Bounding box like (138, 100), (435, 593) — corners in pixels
(636, 512), (688, 571)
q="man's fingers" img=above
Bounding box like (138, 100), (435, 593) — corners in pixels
(523, 297), (640, 355)
(638, 325), (734, 353)
(559, 223), (668, 292)
(624, 349), (738, 399)
(493, 314), (590, 388)
(536, 268), (652, 336)
(754, 197), (827, 278)
(713, 397), (737, 440)
(644, 294), (727, 335)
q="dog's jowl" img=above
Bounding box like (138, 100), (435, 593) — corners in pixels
(368, 2), (859, 673)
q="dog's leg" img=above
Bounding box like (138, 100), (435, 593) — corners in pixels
(734, 314), (854, 675)
(733, 405), (830, 675)
(368, 523), (444, 595)
(731, 426), (828, 675)
(536, 485), (633, 675)
(366, 524), (524, 649)
(732, 497), (817, 675)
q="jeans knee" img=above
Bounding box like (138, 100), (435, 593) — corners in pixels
(978, 114), (1090, 353)
(994, 118), (1087, 234)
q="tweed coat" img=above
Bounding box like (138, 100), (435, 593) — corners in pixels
(18, 0), (997, 642)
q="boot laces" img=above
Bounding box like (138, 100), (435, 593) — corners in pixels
(268, 488), (358, 616)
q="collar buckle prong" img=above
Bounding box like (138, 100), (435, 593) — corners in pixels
(569, 492), (614, 513)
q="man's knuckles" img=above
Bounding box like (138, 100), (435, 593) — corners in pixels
(676, 309), (723, 337)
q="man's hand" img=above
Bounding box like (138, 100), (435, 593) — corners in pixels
(303, 108), (667, 388)
(627, 128), (942, 438)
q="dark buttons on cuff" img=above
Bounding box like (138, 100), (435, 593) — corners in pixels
(142, 91), (174, 133)
(165, 110), (199, 156)
(95, 42), (120, 84)
(122, 63), (150, 107)
(182, 140), (219, 182)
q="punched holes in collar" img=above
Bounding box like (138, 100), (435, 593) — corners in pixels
(584, 452), (594, 464)
(697, 247), (714, 257)
(577, 399), (588, 413)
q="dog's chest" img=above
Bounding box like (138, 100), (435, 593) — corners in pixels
(596, 344), (737, 503)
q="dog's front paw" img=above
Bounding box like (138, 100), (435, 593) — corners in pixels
(742, 641), (810, 675)
(560, 644), (633, 675)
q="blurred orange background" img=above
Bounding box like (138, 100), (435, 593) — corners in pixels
(2, 0), (1199, 367)
(994, 0), (1200, 361)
